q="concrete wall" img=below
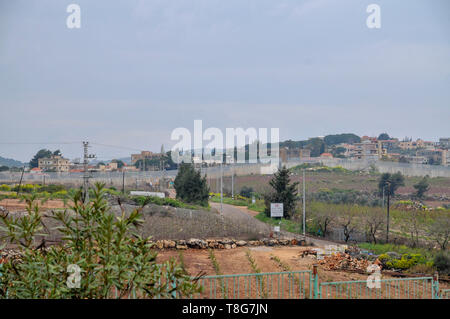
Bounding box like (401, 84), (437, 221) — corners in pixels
(1, 158), (449, 186)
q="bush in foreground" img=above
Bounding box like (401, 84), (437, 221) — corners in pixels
(0, 183), (201, 299)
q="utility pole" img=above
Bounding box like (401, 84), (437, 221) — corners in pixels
(302, 169), (306, 238)
(385, 182), (391, 243)
(82, 141), (95, 203)
(122, 170), (125, 194)
(17, 166), (25, 195)
(231, 164), (234, 199)
(220, 162), (223, 215)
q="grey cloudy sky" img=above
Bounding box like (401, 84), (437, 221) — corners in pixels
(0, 0), (449, 161)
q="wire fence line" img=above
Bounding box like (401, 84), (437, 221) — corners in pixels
(1, 158), (449, 188)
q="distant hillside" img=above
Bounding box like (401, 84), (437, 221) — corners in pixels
(90, 157), (131, 165)
(0, 156), (24, 167)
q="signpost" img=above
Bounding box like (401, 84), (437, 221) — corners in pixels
(270, 203), (283, 235)
(270, 203), (283, 218)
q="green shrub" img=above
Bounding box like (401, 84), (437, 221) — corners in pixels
(0, 183), (201, 299)
(0, 184), (11, 191)
(384, 253), (427, 270)
(39, 184), (66, 193)
(433, 252), (450, 275)
(239, 186), (254, 198)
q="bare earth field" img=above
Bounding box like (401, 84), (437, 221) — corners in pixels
(156, 246), (450, 292)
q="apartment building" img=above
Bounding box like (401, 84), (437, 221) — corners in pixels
(38, 155), (70, 172)
(349, 140), (378, 160)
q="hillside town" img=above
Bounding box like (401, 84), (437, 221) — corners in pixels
(3, 134), (448, 174)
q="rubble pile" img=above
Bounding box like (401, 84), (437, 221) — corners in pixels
(318, 252), (371, 271)
(0, 249), (22, 264)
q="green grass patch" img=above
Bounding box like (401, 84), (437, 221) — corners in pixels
(254, 212), (303, 234)
(131, 195), (207, 210)
(209, 195), (249, 206)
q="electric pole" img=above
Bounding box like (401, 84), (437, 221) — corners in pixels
(220, 162), (223, 215)
(82, 141), (95, 203)
(231, 163), (234, 199)
(122, 170), (125, 194)
(386, 182), (391, 243)
(302, 169), (306, 238)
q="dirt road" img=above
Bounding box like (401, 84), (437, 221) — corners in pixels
(211, 202), (336, 246)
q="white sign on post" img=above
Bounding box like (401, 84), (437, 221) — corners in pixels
(270, 203), (283, 218)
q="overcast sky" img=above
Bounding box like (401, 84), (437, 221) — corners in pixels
(0, 0), (449, 162)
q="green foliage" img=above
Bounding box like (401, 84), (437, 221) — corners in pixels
(433, 252), (450, 275)
(378, 133), (390, 140)
(209, 195), (248, 206)
(264, 166), (298, 219)
(358, 243), (434, 258)
(324, 133), (361, 146)
(378, 172), (405, 196)
(384, 254), (427, 270)
(413, 176), (430, 199)
(247, 200), (266, 213)
(0, 184), (11, 191)
(29, 149), (53, 168)
(131, 195), (203, 210)
(255, 212), (304, 234)
(0, 183), (201, 299)
(312, 188), (381, 206)
(306, 138), (325, 157)
(174, 163), (209, 206)
(239, 186), (254, 198)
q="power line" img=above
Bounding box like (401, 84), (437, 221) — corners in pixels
(89, 142), (144, 152)
(0, 142), (81, 145)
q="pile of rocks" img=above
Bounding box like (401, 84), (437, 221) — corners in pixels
(0, 249), (22, 264)
(318, 252), (372, 271)
(150, 238), (299, 250)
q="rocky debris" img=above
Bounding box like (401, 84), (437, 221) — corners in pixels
(0, 249), (23, 264)
(162, 240), (176, 249)
(187, 238), (207, 249)
(300, 249), (318, 258)
(145, 238), (302, 249)
(318, 252), (371, 271)
(236, 240), (247, 247)
(0, 238), (303, 258)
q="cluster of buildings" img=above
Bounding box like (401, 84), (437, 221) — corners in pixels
(280, 137), (450, 166)
(26, 137), (450, 173)
(32, 155), (133, 173)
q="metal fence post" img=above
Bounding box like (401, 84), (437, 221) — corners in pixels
(313, 264), (319, 299)
(432, 272), (439, 299)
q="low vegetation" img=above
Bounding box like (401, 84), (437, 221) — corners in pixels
(0, 183), (201, 298)
(245, 250), (267, 298)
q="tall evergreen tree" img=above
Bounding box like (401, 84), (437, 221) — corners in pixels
(29, 149), (53, 168)
(174, 163), (209, 206)
(264, 166), (298, 219)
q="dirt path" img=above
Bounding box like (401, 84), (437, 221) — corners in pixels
(210, 202), (272, 237)
(213, 202), (337, 246)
